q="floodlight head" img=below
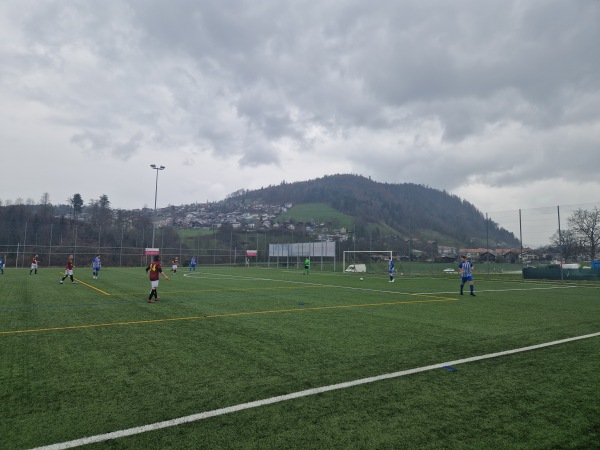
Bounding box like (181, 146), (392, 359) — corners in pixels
(150, 164), (156, 168)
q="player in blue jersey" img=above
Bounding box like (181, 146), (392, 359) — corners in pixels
(92, 254), (101, 279)
(388, 257), (395, 282)
(0, 256), (4, 274)
(459, 255), (475, 296)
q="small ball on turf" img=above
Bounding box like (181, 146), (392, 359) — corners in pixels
(360, 277), (364, 280)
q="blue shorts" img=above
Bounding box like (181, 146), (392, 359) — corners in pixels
(461, 275), (473, 282)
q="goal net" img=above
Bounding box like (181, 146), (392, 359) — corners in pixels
(343, 251), (393, 273)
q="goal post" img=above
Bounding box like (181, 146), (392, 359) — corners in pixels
(343, 251), (393, 273)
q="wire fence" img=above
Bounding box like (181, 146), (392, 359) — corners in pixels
(1, 201), (599, 271)
(488, 201), (600, 251)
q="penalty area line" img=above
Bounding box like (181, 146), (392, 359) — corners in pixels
(32, 331), (600, 450)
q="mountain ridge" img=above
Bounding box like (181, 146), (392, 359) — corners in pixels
(225, 174), (519, 248)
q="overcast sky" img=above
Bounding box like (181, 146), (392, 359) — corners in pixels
(1, 0), (599, 242)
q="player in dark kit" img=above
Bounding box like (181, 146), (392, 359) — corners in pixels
(146, 255), (169, 303)
(60, 255), (77, 284)
(30, 254), (40, 274)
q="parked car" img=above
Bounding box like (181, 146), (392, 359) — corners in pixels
(443, 268), (456, 273)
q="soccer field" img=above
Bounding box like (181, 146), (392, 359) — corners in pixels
(1, 267), (599, 449)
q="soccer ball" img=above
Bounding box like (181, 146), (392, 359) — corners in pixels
(360, 277), (364, 281)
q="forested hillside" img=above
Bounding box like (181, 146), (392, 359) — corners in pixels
(229, 174), (519, 248)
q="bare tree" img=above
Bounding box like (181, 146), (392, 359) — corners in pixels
(40, 192), (51, 206)
(39, 192), (52, 220)
(550, 229), (580, 262)
(567, 207), (600, 261)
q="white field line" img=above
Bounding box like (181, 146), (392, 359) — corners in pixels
(183, 271), (582, 297)
(32, 332), (600, 450)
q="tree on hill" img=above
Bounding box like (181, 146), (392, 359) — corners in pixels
(69, 193), (84, 221)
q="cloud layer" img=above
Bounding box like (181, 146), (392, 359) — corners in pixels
(1, 0), (599, 234)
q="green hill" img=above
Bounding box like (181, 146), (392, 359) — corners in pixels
(277, 203), (354, 228)
(231, 174), (519, 249)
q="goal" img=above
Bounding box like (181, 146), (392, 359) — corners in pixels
(342, 251), (393, 273)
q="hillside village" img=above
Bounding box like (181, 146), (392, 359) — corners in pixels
(155, 200), (351, 242)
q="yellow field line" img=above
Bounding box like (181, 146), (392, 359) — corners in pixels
(73, 278), (111, 296)
(57, 271), (111, 296)
(0, 297), (457, 335)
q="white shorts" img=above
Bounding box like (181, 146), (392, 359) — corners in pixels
(151, 280), (159, 289)
(65, 269), (73, 276)
(172, 265), (177, 270)
(31, 264), (38, 269)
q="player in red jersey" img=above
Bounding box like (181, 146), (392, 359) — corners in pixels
(145, 255), (169, 303)
(30, 254), (40, 275)
(60, 255), (77, 284)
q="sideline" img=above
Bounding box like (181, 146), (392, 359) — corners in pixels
(32, 331), (600, 450)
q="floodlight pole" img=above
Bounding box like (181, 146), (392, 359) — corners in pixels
(150, 164), (165, 249)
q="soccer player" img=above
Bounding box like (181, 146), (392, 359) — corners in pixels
(92, 254), (101, 279)
(30, 254), (40, 275)
(171, 257), (178, 273)
(459, 255), (476, 296)
(0, 255), (4, 274)
(189, 256), (197, 271)
(60, 255), (77, 284)
(146, 255), (169, 303)
(304, 257), (310, 275)
(388, 257), (395, 282)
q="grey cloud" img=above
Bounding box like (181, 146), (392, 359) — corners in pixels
(238, 142), (280, 167)
(71, 130), (144, 160)
(3, 0), (599, 199)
